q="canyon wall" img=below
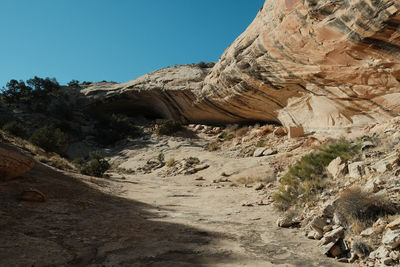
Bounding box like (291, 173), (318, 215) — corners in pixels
(85, 0), (400, 129)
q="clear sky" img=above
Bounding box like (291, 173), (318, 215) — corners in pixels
(0, 0), (264, 87)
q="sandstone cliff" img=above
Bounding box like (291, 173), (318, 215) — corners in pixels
(85, 0), (400, 129)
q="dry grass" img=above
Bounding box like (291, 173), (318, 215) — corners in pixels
(257, 125), (274, 136)
(236, 175), (275, 185)
(334, 187), (396, 231)
(235, 126), (249, 137)
(206, 141), (220, 151)
(166, 158), (176, 167)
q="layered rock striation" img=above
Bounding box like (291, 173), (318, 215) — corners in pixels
(85, 0), (400, 129)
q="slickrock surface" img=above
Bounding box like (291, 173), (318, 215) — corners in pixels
(85, 0), (400, 130)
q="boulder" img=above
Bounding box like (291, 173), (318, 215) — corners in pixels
(348, 162), (362, 179)
(327, 157), (346, 179)
(20, 189), (46, 202)
(373, 153), (399, 173)
(319, 227), (345, 246)
(262, 148), (277, 156)
(369, 246), (390, 260)
(382, 229), (400, 249)
(387, 217), (400, 230)
(253, 147), (267, 157)
(0, 146), (35, 180)
(310, 216), (327, 236)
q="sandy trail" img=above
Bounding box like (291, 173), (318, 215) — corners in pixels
(103, 135), (349, 266)
(0, 134), (349, 266)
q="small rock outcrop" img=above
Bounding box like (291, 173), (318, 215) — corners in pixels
(0, 146), (35, 180)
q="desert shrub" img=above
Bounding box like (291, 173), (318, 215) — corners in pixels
(257, 125), (275, 136)
(156, 120), (182, 136)
(255, 140), (267, 147)
(29, 125), (68, 154)
(207, 141), (220, 151)
(2, 121), (28, 138)
(184, 157), (200, 168)
(81, 151), (110, 177)
(166, 158), (176, 167)
(334, 187), (396, 231)
(218, 131), (235, 142)
(274, 138), (361, 210)
(352, 241), (372, 258)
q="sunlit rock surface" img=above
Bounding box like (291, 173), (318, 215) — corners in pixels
(85, 0), (400, 129)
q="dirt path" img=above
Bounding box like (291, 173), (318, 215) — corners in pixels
(102, 135), (349, 266)
(0, 134), (350, 266)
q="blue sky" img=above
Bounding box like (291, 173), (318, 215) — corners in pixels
(0, 0), (264, 87)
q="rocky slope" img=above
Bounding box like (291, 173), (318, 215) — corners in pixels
(85, 0), (400, 130)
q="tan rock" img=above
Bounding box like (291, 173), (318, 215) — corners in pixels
(288, 126), (304, 138)
(20, 189), (46, 202)
(348, 162), (362, 179)
(327, 157), (346, 179)
(382, 229), (400, 249)
(0, 147), (35, 180)
(83, 0), (400, 129)
(387, 217), (400, 230)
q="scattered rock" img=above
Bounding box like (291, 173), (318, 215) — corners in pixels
(184, 164), (209, 175)
(277, 214), (298, 228)
(319, 227), (344, 246)
(373, 153), (399, 173)
(255, 184), (265, 191)
(20, 188), (46, 202)
(389, 251), (399, 261)
(362, 141), (374, 150)
(348, 162), (362, 179)
(320, 241), (337, 255)
(382, 229), (400, 249)
(262, 149), (277, 156)
(382, 257), (392, 265)
(253, 147), (267, 157)
(364, 178), (381, 193)
(369, 246), (389, 260)
(386, 217), (400, 230)
(327, 157), (346, 179)
(360, 227), (375, 237)
(310, 216), (327, 237)
(195, 177), (205, 181)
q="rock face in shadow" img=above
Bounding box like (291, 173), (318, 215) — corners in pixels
(0, 146), (35, 180)
(85, 0), (400, 129)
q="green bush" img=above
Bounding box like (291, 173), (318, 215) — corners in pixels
(2, 121), (28, 138)
(29, 125), (68, 154)
(81, 151), (110, 177)
(156, 120), (182, 135)
(274, 138), (361, 210)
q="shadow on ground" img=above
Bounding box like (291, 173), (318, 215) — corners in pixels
(0, 160), (235, 266)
